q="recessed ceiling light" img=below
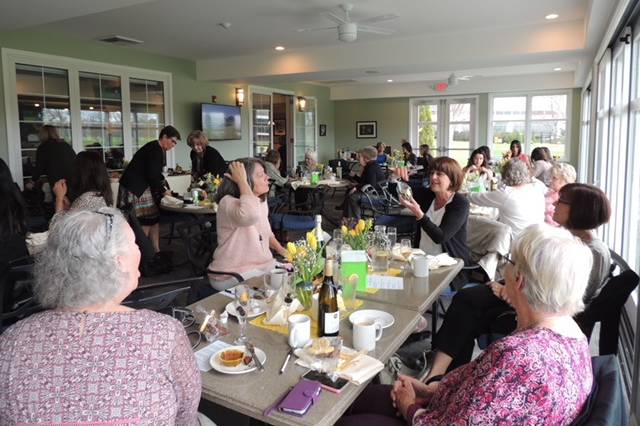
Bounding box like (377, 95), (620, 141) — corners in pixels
(274, 46), (285, 51)
(553, 67), (563, 71)
(387, 79), (393, 83)
(545, 13), (559, 20)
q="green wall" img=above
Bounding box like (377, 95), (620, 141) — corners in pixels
(0, 29), (335, 169)
(334, 90), (580, 166)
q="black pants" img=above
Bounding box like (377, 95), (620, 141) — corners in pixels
(342, 191), (363, 219)
(434, 284), (516, 370)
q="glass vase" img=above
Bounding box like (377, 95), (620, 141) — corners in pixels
(295, 281), (314, 310)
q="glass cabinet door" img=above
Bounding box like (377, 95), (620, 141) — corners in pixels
(294, 97), (317, 163)
(252, 92), (272, 156)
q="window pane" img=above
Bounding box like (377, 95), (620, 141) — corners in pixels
(531, 120), (567, 159)
(129, 78), (165, 152)
(16, 64), (44, 95)
(493, 97), (526, 120)
(449, 123), (470, 149)
(418, 104), (437, 123)
(531, 95), (567, 120)
(447, 150), (470, 168)
(44, 68), (69, 97)
(418, 124), (437, 149)
(492, 121), (525, 158)
(449, 103), (470, 122)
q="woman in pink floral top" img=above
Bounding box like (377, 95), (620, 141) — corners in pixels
(338, 224), (594, 426)
(0, 208), (202, 425)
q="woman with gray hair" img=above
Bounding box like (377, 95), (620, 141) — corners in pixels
(545, 162), (577, 226)
(468, 158), (545, 238)
(0, 208), (202, 425)
(340, 224), (594, 425)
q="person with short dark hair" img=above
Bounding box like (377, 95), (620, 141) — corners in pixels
(342, 146), (386, 218)
(208, 158), (287, 290)
(187, 130), (226, 180)
(400, 157), (471, 283)
(51, 151), (114, 227)
(401, 140), (417, 166)
(117, 125), (180, 252)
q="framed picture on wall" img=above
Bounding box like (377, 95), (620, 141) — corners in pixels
(319, 124), (327, 137)
(356, 121), (377, 138)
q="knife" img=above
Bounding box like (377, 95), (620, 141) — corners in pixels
(246, 342), (264, 372)
(279, 348), (294, 374)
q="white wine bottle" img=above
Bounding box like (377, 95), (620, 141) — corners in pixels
(318, 259), (339, 337)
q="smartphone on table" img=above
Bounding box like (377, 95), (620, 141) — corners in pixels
(301, 370), (349, 394)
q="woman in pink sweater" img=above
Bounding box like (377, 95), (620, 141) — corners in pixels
(208, 158), (287, 290)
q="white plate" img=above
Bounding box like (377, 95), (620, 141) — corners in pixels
(210, 345), (267, 375)
(225, 301), (267, 319)
(349, 309), (395, 329)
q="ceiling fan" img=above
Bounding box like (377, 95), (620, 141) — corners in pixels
(297, 3), (398, 43)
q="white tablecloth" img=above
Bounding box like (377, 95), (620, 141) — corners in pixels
(109, 175), (192, 207)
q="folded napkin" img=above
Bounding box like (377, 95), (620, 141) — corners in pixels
(427, 253), (458, 269)
(294, 346), (384, 385)
(161, 195), (183, 206)
(264, 296), (302, 326)
(390, 247), (425, 262)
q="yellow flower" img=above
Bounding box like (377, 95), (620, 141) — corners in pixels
(213, 177), (222, 186)
(287, 242), (297, 257)
(341, 225), (348, 235)
(349, 229), (357, 237)
(356, 219), (366, 233)
(307, 233), (318, 251)
(366, 219), (373, 230)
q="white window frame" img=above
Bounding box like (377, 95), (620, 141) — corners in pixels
(409, 95), (479, 157)
(488, 90), (572, 161)
(2, 48), (173, 187)
(578, 84), (592, 182)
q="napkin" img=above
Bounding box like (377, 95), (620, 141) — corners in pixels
(294, 346), (384, 385)
(390, 247), (425, 262)
(195, 340), (231, 372)
(161, 195), (183, 206)
(427, 253), (458, 269)
(264, 296), (302, 326)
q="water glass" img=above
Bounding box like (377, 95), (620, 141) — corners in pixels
(374, 225), (387, 234)
(387, 227), (397, 245)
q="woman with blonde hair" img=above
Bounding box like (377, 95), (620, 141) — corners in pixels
(188, 130), (226, 180)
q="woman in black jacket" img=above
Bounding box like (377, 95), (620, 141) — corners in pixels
(117, 125), (180, 252)
(187, 130), (226, 180)
(399, 156), (471, 278)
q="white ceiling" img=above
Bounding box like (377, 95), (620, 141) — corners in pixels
(0, 0), (618, 96)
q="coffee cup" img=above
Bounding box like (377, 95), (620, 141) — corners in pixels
(412, 254), (429, 278)
(288, 314), (311, 348)
(353, 320), (383, 352)
(264, 269), (287, 294)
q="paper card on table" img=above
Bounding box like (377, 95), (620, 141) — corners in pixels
(367, 274), (404, 290)
(195, 340), (231, 372)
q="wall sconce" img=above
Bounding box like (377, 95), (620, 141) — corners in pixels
(235, 88), (245, 107)
(297, 96), (306, 112)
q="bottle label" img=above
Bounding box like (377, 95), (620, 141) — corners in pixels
(323, 311), (339, 334)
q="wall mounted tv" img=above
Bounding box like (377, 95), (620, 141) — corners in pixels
(201, 103), (242, 141)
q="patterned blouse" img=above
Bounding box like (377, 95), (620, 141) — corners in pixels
(50, 191), (109, 228)
(0, 310), (201, 425)
(408, 327), (592, 425)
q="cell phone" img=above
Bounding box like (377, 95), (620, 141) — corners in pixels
(301, 370), (349, 394)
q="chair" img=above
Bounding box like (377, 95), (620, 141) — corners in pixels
(574, 250), (639, 355)
(1, 256), (42, 332)
(176, 216), (217, 275)
(123, 276), (211, 311)
(269, 187), (323, 242)
(571, 355), (628, 426)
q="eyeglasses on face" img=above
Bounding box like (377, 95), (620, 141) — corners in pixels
(498, 252), (516, 267)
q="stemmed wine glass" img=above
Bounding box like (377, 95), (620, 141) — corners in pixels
(400, 238), (413, 271)
(234, 284), (250, 344)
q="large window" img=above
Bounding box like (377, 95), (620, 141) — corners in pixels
(489, 92), (570, 161)
(578, 87), (592, 182)
(2, 49), (172, 186)
(411, 97), (476, 166)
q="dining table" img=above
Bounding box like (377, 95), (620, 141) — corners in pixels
(190, 281), (420, 426)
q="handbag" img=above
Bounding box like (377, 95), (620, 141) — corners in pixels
(277, 379), (322, 416)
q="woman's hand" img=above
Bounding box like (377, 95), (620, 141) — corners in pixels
(391, 378), (416, 419)
(225, 161), (248, 185)
(489, 281), (511, 305)
(393, 374), (435, 398)
(52, 179), (67, 199)
(399, 196), (424, 220)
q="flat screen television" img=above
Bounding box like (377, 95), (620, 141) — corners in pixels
(201, 103), (242, 141)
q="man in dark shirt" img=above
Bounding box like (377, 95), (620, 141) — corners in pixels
(342, 146), (386, 218)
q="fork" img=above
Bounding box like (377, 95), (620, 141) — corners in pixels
(246, 342), (265, 372)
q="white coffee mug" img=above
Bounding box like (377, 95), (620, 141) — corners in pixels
(412, 254), (429, 278)
(353, 320), (383, 352)
(288, 314), (311, 348)
(264, 269), (286, 291)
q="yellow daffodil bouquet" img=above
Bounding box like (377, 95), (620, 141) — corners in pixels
(286, 232), (326, 309)
(341, 218), (373, 251)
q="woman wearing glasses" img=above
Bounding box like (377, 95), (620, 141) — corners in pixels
(339, 224), (594, 425)
(0, 208), (203, 425)
(117, 125), (181, 252)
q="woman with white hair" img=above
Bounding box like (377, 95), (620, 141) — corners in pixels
(338, 224), (593, 425)
(545, 162), (577, 226)
(0, 208), (202, 425)
(297, 150), (318, 176)
(468, 158), (545, 238)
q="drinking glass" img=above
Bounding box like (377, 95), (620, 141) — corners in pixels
(374, 225), (387, 234)
(387, 227), (397, 245)
(400, 238), (413, 271)
(234, 284), (250, 344)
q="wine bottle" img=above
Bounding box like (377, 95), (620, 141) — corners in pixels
(318, 259), (339, 337)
